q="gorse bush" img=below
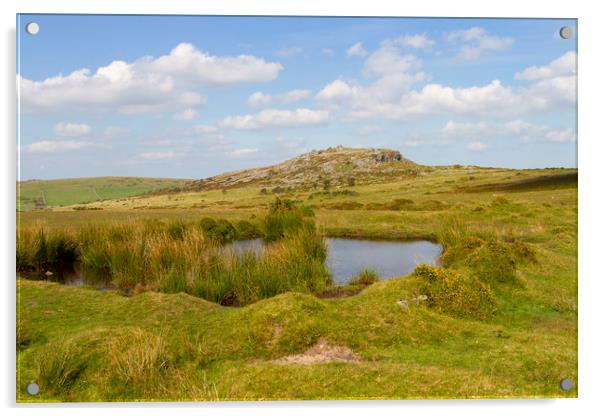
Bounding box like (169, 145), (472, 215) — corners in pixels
(414, 265), (497, 320)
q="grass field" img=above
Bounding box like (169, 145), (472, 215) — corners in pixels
(17, 177), (189, 211)
(16, 164), (578, 401)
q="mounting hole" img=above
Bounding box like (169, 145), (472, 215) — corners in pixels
(559, 26), (573, 40)
(559, 378), (573, 391)
(26, 382), (39, 395)
(25, 22), (39, 36)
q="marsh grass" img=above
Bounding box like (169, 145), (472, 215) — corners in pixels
(348, 268), (379, 286)
(18, 208), (330, 306)
(17, 227), (78, 271)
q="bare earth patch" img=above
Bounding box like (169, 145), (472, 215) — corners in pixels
(272, 338), (360, 365)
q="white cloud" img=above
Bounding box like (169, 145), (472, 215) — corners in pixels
(363, 45), (421, 76)
(441, 119), (575, 143)
(192, 124), (219, 135)
(248, 92), (272, 108)
(103, 126), (130, 139)
(544, 128), (576, 142)
(173, 108), (199, 121)
(275, 47), (302, 57)
(280, 89), (311, 103)
(317, 51), (576, 120)
(392, 34), (435, 49)
(445, 27), (513, 60)
(143, 139), (172, 147)
(25, 140), (93, 153)
(316, 79), (358, 103)
(220, 108), (329, 130)
(346, 42), (368, 57)
(227, 148), (259, 157)
(20, 43), (282, 114)
(248, 89), (310, 108)
(358, 125), (385, 136)
(515, 51), (576, 81)
(467, 141), (488, 151)
(139, 151), (183, 160)
(149, 43), (282, 84)
(442, 120), (489, 136)
(53, 122), (91, 137)
(274, 136), (306, 149)
(322, 48), (334, 56)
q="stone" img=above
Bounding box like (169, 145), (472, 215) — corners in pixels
(396, 300), (409, 309)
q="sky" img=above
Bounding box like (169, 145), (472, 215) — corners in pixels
(17, 15), (577, 180)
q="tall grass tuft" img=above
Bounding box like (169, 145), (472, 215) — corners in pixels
(18, 210), (331, 306)
(348, 268), (379, 286)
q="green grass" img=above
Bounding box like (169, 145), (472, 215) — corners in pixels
(17, 176), (188, 211)
(16, 165), (577, 401)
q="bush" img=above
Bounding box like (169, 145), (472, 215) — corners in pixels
(414, 265), (497, 320)
(199, 217), (238, 243)
(236, 220), (262, 239)
(491, 196), (510, 206)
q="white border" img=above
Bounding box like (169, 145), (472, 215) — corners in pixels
(2, 1), (601, 415)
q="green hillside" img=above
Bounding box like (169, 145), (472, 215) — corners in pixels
(17, 177), (188, 211)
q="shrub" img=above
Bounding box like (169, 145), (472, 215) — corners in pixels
(199, 217), (238, 243)
(491, 196), (510, 206)
(236, 220), (262, 239)
(414, 265), (497, 320)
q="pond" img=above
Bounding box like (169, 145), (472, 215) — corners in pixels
(19, 238), (442, 288)
(229, 237), (442, 284)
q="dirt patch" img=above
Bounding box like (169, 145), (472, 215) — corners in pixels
(272, 338), (359, 365)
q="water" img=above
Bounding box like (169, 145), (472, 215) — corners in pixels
(325, 238), (441, 284)
(21, 238), (441, 287)
(227, 237), (442, 284)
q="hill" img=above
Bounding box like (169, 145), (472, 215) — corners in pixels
(17, 176), (188, 211)
(185, 146), (419, 192)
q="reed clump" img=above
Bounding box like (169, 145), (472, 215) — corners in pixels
(17, 209), (330, 306)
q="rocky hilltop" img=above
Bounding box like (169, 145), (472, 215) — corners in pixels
(185, 146), (419, 192)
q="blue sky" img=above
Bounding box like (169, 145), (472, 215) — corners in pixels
(17, 15), (577, 180)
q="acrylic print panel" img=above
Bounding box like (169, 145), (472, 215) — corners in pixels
(16, 14), (577, 402)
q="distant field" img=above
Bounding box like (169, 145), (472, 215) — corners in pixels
(17, 177), (189, 211)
